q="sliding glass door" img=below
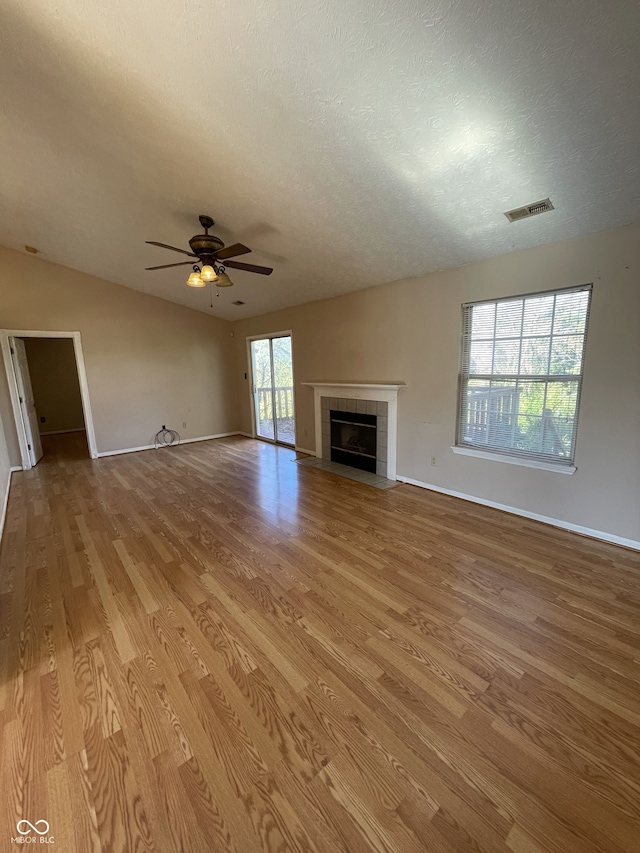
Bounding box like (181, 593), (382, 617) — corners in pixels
(251, 338), (275, 440)
(250, 334), (295, 445)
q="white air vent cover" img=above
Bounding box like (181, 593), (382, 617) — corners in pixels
(504, 198), (554, 223)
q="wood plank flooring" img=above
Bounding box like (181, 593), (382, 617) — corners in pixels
(1, 432), (640, 852)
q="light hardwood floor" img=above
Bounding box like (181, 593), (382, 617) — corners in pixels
(1, 433), (639, 852)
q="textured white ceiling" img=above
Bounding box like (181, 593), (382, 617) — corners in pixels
(0, 0), (639, 319)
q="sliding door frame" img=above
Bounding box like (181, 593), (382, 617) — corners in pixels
(246, 330), (295, 447)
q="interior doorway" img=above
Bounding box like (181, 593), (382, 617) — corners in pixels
(1, 330), (97, 469)
(249, 333), (295, 446)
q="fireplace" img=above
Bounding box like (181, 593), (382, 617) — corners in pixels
(321, 398), (388, 476)
(330, 410), (377, 473)
(303, 382), (405, 481)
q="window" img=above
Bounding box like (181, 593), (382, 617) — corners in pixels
(457, 285), (592, 466)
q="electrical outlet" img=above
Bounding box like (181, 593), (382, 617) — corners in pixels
(431, 455), (437, 466)
(182, 421), (187, 429)
(40, 416), (46, 423)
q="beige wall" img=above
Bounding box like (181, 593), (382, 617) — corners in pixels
(23, 337), (85, 434)
(0, 246), (239, 463)
(232, 223), (640, 544)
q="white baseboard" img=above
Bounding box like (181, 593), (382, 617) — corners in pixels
(396, 474), (640, 552)
(96, 432), (244, 458)
(179, 432), (240, 446)
(97, 444), (156, 457)
(295, 446), (316, 456)
(40, 427), (86, 436)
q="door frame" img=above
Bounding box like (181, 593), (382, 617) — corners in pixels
(0, 330), (98, 468)
(246, 330), (295, 446)
(10, 337), (44, 467)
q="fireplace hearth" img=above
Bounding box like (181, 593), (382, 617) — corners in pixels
(330, 410), (377, 473)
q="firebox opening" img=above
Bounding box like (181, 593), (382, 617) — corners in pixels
(330, 409), (377, 473)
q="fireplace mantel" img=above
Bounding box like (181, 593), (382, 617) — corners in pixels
(302, 382), (405, 392)
(302, 382), (405, 480)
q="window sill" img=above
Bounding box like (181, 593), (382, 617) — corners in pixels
(451, 445), (576, 474)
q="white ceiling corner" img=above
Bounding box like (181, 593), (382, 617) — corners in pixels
(0, 0), (639, 320)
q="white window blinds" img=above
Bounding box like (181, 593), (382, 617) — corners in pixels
(457, 285), (592, 465)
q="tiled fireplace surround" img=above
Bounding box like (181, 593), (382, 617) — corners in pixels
(321, 397), (389, 477)
(302, 383), (404, 481)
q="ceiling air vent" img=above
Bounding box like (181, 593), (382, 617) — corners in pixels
(232, 300), (245, 305)
(504, 198), (554, 223)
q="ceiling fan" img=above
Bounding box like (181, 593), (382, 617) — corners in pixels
(145, 214), (273, 288)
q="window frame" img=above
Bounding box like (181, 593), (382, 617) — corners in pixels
(455, 284), (593, 469)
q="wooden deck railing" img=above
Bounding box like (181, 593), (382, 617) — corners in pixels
(463, 385), (521, 447)
(256, 386), (294, 421)
(462, 386), (568, 455)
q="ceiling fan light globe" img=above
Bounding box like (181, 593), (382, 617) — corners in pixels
(200, 264), (218, 282)
(186, 271), (205, 287)
(216, 272), (234, 287)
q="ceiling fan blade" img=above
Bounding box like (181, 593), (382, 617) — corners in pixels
(224, 260), (273, 275)
(146, 241), (197, 257)
(214, 243), (251, 261)
(145, 261), (195, 270)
